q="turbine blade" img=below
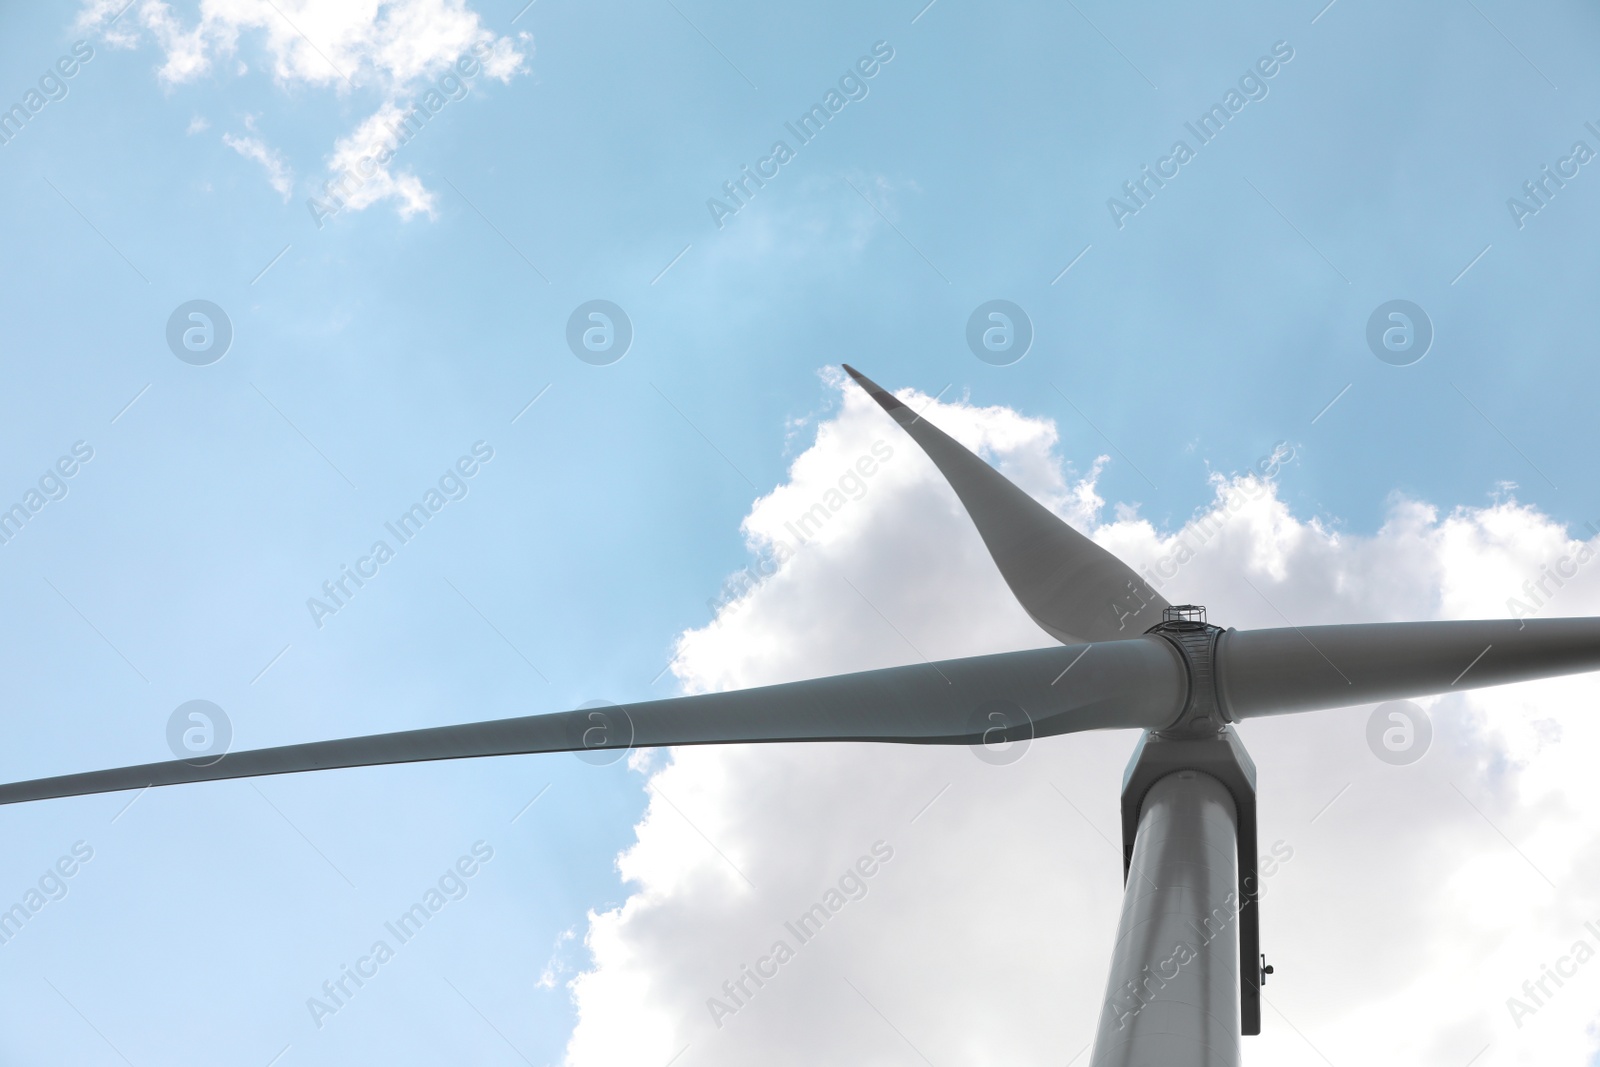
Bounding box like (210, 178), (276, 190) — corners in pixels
(842, 365), (1168, 643)
(1223, 617), (1600, 719)
(0, 638), (1184, 806)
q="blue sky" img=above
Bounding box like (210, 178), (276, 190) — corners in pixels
(2, 1), (1599, 1064)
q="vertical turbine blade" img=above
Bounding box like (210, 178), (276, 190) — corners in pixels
(843, 365), (1169, 643)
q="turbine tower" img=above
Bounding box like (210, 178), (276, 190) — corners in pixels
(5, 366), (1598, 1065)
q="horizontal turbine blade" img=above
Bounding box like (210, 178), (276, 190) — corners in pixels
(842, 365), (1168, 643)
(1223, 617), (1600, 719)
(0, 639), (1185, 807)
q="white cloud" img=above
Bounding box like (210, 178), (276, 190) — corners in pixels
(318, 100), (437, 220)
(76, 0), (530, 218)
(562, 373), (1600, 1067)
(222, 130), (293, 199)
(538, 928), (578, 990)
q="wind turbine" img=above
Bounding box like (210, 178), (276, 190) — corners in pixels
(5, 365), (1598, 1066)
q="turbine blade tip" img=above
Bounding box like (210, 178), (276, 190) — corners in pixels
(841, 364), (906, 412)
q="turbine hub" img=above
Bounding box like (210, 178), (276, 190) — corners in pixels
(1147, 605), (1231, 738)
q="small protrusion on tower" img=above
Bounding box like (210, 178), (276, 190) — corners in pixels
(1260, 954), (1274, 985)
